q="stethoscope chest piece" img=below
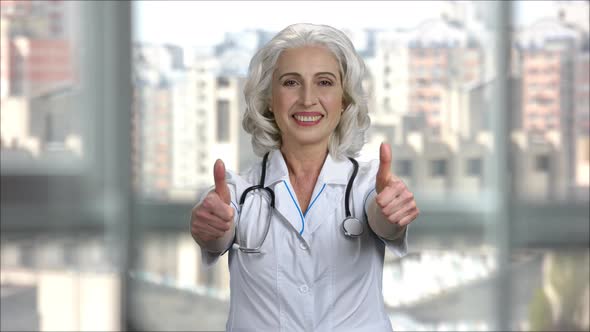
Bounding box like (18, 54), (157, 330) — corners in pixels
(342, 216), (363, 237)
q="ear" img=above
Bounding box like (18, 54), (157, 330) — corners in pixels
(342, 98), (350, 113)
(266, 99), (273, 114)
(342, 90), (352, 111)
(267, 95), (274, 112)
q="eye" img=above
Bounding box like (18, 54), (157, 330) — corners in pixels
(318, 79), (334, 87)
(282, 79), (299, 87)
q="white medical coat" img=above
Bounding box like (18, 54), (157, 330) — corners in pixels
(200, 150), (408, 332)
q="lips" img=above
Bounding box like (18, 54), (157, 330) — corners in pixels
(292, 112), (324, 126)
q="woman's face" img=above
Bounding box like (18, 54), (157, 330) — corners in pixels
(270, 46), (346, 152)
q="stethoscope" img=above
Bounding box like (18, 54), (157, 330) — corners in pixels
(232, 152), (363, 254)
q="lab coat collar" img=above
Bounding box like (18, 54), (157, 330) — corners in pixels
(263, 149), (352, 187)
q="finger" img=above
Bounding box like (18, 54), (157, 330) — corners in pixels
(192, 216), (226, 236)
(200, 194), (234, 220)
(210, 205), (235, 222)
(381, 190), (414, 216)
(194, 208), (232, 231)
(193, 222), (225, 239)
(214, 159), (231, 204)
(388, 203), (418, 224)
(398, 209), (420, 227)
(375, 181), (405, 208)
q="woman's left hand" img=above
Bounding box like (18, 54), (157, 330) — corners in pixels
(375, 143), (419, 227)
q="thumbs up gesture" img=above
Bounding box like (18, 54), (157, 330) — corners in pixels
(190, 159), (235, 244)
(375, 143), (419, 227)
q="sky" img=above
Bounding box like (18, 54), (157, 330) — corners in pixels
(133, 1), (558, 48)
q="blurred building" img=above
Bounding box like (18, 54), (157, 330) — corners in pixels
(133, 44), (179, 199)
(2, 37), (73, 97)
(214, 30), (269, 77)
(137, 232), (230, 298)
(556, 0), (590, 35)
(170, 55), (213, 199)
(372, 15), (485, 144)
(0, 97), (40, 155)
(0, 0), (78, 159)
(516, 20), (578, 134)
(127, 0), (588, 203)
(365, 6), (491, 198)
(514, 11), (589, 199)
(512, 130), (566, 200)
(133, 44), (242, 201)
(1, 0), (74, 98)
(366, 122), (492, 199)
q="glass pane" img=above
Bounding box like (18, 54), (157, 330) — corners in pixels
(507, 3), (590, 331)
(130, 1), (589, 331)
(131, 1), (496, 205)
(130, 1), (498, 330)
(1, 0), (84, 174)
(1, 2), (129, 331)
(512, 0), (590, 203)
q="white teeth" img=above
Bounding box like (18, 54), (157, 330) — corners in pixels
(294, 115), (322, 122)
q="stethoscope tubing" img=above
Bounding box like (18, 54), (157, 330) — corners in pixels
(234, 152), (363, 253)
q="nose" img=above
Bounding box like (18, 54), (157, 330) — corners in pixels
(301, 85), (318, 108)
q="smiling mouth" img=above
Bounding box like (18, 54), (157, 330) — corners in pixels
(292, 114), (323, 122)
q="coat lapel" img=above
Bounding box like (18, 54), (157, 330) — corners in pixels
(262, 150), (355, 237)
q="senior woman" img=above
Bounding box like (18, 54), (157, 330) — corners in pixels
(190, 23), (419, 332)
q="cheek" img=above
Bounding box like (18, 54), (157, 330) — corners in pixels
(323, 95), (344, 111)
(324, 88), (344, 105)
(273, 91), (296, 110)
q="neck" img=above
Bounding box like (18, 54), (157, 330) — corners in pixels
(280, 143), (328, 180)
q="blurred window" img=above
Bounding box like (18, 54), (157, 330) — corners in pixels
(535, 154), (550, 172)
(217, 77), (230, 87)
(1, 2), (130, 332)
(466, 157), (482, 176)
(397, 159), (413, 177)
(430, 159), (447, 177)
(217, 100), (230, 142)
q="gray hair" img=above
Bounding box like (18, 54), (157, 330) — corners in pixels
(242, 23), (371, 160)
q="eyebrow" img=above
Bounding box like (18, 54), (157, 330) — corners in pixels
(278, 72), (338, 81)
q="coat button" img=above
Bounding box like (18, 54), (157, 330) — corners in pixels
(299, 285), (309, 294)
(299, 242), (308, 250)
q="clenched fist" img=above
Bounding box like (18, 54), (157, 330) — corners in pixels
(190, 159), (235, 245)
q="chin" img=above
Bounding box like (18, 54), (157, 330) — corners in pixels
(289, 135), (330, 148)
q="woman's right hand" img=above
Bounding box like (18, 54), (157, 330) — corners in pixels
(190, 159), (235, 245)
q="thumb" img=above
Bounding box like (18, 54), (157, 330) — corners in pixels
(213, 159), (231, 204)
(376, 142), (392, 194)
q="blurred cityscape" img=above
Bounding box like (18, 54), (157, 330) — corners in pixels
(0, 0), (81, 163)
(132, 0), (590, 203)
(1, 1), (588, 202)
(1, 1), (589, 331)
